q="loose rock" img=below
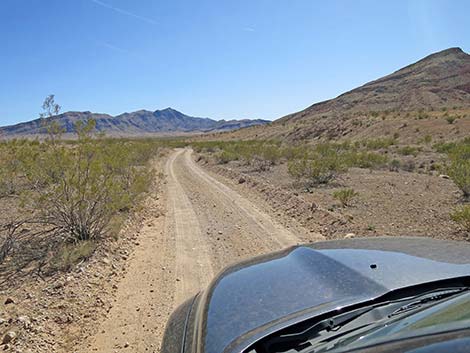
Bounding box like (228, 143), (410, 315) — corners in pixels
(2, 331), (16, 345)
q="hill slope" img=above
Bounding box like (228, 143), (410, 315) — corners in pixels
(222, 47), (470, 142)
(0, 108), (269, 137)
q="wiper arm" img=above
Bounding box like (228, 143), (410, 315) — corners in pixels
(388, 287), (468, 318)
(262, 306), (374, 352)
(259, 287), (469, 353)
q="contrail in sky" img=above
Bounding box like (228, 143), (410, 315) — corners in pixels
(90, 0), (157, 25)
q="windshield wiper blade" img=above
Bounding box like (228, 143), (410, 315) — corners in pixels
(388, 287), (468, 318)
(260, 287), (469, 353)
(262, 306), (374, 351)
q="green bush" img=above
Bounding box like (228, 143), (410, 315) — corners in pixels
(288, 154), (346, 185)
(451, 206), (470, 232)
(12, 121), (155, 242)
(333, 188), (358, 206)
(433, 142), (457, 154)
(397, 146), (419, 156)
(445, 144), (470, 198)
(446, 116), (457, 124)
(389, 159), (401, 172)
(362, 138), (397, 150)
(216, 150), (239, 164)
(344, 151), (388, 168)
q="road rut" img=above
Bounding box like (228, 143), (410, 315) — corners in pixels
(82, 149), (318, 353)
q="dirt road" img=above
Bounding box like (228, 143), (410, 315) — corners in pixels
(82, 149), (320, 353)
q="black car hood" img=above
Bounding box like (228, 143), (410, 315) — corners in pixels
(189, 237), (470, 353)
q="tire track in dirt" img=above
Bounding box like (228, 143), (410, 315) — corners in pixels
(183, 149), (300, 248)
(80, 149), (317, 353)
(165, 150), (214, 305)
(172, 149), (313, 271)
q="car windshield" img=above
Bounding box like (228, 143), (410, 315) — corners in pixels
(247, 286), (470, 353)
(317, 290), (470, 352)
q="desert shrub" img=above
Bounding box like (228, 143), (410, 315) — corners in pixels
(288, 153), (346, 185)
(333, 188), (358, 206)
(418, 111), (429, 120)
(389, 159), (401, 172)
(0, 221), (22, 263)
(197, 140), (286, 169)
(446, 145), (470, 198)
(398, 146), (419, 156)
(420, 135), (432, 144)
(402, 159), (416, 172)
(216, 150), (239, 164)
(362, 137), (397, 150)
(51, 241), (96, 271)
(344, 151), (388, 169)
(0, 146), (18, 197)
(451, 206), (470, 232)
(446, 116), (457, 124)
(14, 121), (154, 242)
(257, 144), (281, 166)
(433, 142), (457, 154)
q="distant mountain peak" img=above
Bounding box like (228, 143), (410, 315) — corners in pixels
(313, 46), (470, 113)
(436, 47), (466, 55)
(0, 107), (269, 137)
(416, 47), (468, 64)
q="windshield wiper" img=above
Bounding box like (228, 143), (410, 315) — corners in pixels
(262, 306), (374, 352)
(388, 288), (467, 318)
(257, 287), (469, 353)
(305, 287), (470, 353)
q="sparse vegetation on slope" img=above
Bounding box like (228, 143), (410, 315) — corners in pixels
(434, 138), (470, 199)
(333, 188), (359, 207)
(0, 97), (188, 274)
(451, 206), (470, 233)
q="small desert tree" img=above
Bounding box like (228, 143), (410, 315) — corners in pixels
(40, 94), (64, 142)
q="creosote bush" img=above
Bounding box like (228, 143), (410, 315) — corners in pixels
(0, 121), (164, 248)
(446, 116), (457, 124)
(333, 189), (358, 206)
(194, 139), (389, 186)
(451, 206), (470, 232)
(19, 121), (156, 242)
(446, 144), (470, 198)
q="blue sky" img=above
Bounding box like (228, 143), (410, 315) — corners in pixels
(0, 0), (469, 125)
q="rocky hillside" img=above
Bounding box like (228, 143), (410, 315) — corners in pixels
(0, 108), (269, 137)
(287, 47), (470, 119)
(220, 47), (470, 142)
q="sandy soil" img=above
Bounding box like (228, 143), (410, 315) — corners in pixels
(200, 156), (468, 241)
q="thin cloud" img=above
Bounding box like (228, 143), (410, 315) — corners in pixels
(243, 27), (255, 32)
(91, 0), (157, 25)
(98, 41), (130, 54)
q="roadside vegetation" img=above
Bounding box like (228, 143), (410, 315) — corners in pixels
(193, 139), (391, 186)
(333, 188), (359, 207)
(193, 133), (470, 237)
(0, 96), (185, 274)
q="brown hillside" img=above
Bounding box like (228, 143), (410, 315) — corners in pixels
(216, 47), (470, 143)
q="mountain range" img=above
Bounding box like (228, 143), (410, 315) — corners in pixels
(2, 47), (470, 141)
(224, 47), (470, 142)
(0, 108), (269, 137)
